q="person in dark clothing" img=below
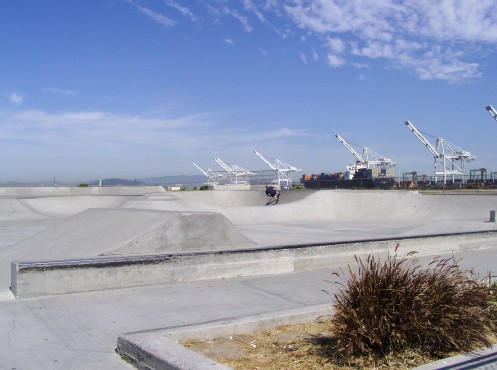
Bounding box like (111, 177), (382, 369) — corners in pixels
(265, 185), (280, 205)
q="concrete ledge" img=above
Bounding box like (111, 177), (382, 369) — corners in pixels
(116, 304), (330, 370)
(11, 231), (497, 298)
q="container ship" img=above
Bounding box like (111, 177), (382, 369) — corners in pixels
(301, 168), (396, 189)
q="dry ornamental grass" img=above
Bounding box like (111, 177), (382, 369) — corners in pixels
(183, 248), (497, 369)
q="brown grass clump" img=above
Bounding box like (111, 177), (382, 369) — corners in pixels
(328, 247), (493, 361)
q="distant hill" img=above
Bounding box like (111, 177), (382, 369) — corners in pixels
(86, 175), (207, 187)
(137, 175), (207, 186)
(87, 178), (147, 186)
(0, 175), (208, 187)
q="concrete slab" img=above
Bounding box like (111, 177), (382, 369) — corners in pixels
(1, 188), (497, 369)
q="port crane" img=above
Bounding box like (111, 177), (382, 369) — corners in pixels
(404, 120), (476, 184)
(334, 134), (396, 176)
(487, 105), (497, 122)
(253, 150), (302, 189)
(213, 157), (254, 185)
(192, 162), (224, 186)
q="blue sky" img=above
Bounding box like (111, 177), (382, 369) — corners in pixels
(1, 0), (497, 183)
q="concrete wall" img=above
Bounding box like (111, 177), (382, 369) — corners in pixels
(11, 231), (497, 298)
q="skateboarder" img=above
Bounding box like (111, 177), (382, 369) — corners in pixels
(265, 185), (280, 205)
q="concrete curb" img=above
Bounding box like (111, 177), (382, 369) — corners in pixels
(117, 303), (497, 370)
(11, 231), (497, 298)
(412, 345), (497, 369)
(116, 303), (331, 370)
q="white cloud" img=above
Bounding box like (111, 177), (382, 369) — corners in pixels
(164, 0), (197, 21)
(270, 0), (497, 82)
(9, 92), (23, 106)
(224, 38), (235, 46)
(327, 37), (345, 53)
(137, 5), (176, 27)
(42, 87), (77, 96)
(273, 128), (309, 137)
(300, 52), (308, 64)
(0, 109), (309, 163)
(312, 50), (319, 61)
(327, 54), (345, 68)
(223, 7), (252, 32)
(243, 0), (266, 23)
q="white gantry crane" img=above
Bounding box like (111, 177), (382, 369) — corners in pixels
(404, 120), (476, 184)
(192, 162), (224, 186)
(334, 134), (396, 176)
(486, 105), (497, 122)
(213, 156), (255, 185)
(253, 150), (302, 189)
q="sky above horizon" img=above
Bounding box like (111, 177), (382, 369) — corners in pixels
(1, 0), (497, 183)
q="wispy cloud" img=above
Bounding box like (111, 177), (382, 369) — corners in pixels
(300, 52), (307, 64)
(224, 38), (235, 46)
(263, 0), (497, 82)
(137, 4), (176, 27)
(164, 0), (197, 21)
(127, 1), (495, 82)
(273, 128), (309, 137)
(41, 87), (77, 96)
(0, 109), (307, 158)
(8, 92), (23, 106)
(223, 6), (252, 33)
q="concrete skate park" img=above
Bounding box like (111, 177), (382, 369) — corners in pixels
(2, 186), (497, 369)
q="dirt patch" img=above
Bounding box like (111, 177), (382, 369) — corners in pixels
(182, 320), (446, 369)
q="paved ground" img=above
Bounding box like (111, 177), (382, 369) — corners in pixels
(1, 187), (497, 369)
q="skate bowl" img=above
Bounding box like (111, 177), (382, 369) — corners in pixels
(5, 188), (497, 298)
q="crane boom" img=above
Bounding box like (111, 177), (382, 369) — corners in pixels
(487, 105), (497, 121)
(193, 162), (209, 177)
(404, 121), (440, 158)
(254, 150), (277, 170)
(213, 157), (232, 173)
(253, 149), (302, 189)
(335, 134), (365, 164)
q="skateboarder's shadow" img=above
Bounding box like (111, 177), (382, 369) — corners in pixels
(265, 198), (278, 206)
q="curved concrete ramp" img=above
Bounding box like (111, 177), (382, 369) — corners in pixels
(168, 189), (497, 224)
(0, 186), (165, 197)
(8, 208), (255, 261)
(150, 190), (497, 246)
(18, 196), (133, 218)
(0, 199), (49, 221)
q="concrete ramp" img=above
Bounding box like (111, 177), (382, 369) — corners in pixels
(8, 208), (255, 261)
(18, 195), (133, 218)
(170, 190), (497, 224)
(170, 189), (311, 207)
(0, 186), (165, 197)
(113, 210), (256, 255)
(0, 199), (48, 221)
